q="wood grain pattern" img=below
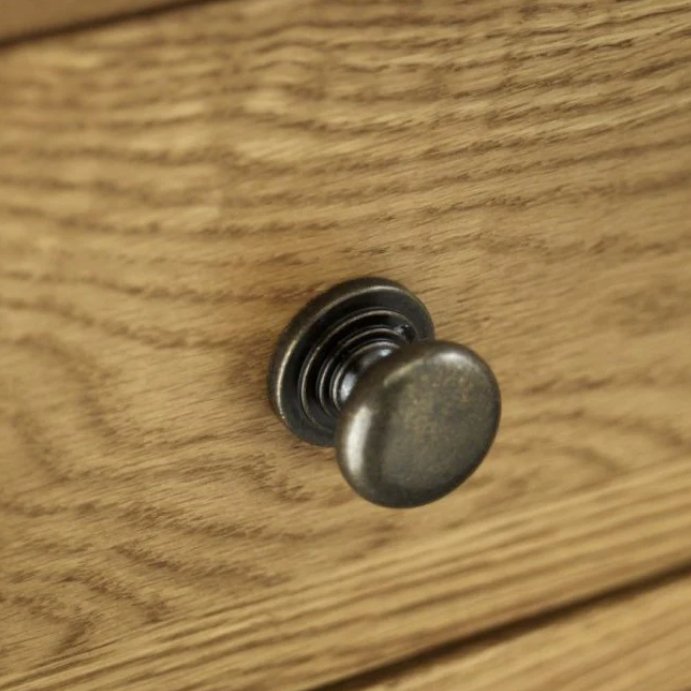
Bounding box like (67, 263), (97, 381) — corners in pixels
(354, 576), (691, 691)
(0, 0), (690, 687)
(0, 0), (207, 44)
(2, 464), (691, 690)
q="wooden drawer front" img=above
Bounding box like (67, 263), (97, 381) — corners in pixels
(0, 1), (690, 688)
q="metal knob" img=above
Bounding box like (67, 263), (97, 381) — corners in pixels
(268, 278), (501, 508)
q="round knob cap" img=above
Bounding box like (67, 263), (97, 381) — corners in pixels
(337, 341), (500, 508)
(268, 277), (501, 509)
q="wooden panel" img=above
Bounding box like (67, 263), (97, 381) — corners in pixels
(0, 0), (690, 687)
(356, 576), (691, 691)
(0, 0), (201, 43)
(1, 466), (690, 690)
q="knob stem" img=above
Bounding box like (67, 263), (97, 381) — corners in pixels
(331, 340), (401, 409)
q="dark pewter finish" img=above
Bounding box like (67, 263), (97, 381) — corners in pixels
(337, 341), (500, 508)
(268, 277), (501, 508)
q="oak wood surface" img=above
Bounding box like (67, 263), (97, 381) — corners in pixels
(0, 0), (206, 44)
(2, 464), (691, 690)
(0, 0), (690, 687)
(356, 576), (691, 691)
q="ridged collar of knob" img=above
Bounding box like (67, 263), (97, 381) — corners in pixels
(269, 278), (434, 447)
